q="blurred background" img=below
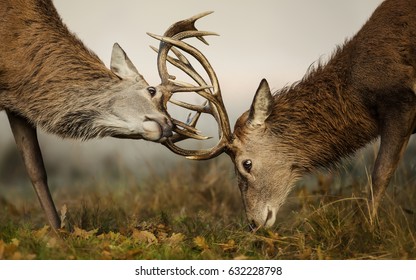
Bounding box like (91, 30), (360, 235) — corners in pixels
(0, 0), (383, 189)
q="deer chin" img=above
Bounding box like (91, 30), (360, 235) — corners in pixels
(100, 113), (173, 141)
(111, 121), (166, 141)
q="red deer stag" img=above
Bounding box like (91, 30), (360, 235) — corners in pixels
(151, 0), (416, 229)
(0, 0), (177, 229)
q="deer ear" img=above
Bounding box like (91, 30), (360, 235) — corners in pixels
(110, 43), (148, 85)
(248, 79), (273, 127)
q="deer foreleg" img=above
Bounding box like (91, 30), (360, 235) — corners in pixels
(7, 111), (60, 230)
(371, 104), (416, 220)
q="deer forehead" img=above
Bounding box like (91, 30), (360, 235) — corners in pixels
(230, 130), (270, 160)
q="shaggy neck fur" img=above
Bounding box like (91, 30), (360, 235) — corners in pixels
(0, 0), (121, 140)
(267, 45), (379, 172)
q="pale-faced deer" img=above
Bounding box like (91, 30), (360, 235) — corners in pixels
(0, 0), (175, 229)
(152, 0), (416, 229)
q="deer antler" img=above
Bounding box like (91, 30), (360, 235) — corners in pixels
(148, 12), (232, 160)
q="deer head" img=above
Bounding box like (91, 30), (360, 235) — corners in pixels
(104, 43), (173, 141)
(230, 79), (300, 229)
(149, 12), (289, 229)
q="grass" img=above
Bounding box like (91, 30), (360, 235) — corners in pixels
(0, 144), (416, 260)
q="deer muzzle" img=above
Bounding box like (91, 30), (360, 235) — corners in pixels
(143, 115), (173, 141)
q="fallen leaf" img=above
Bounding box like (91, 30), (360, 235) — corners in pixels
(157, 224), (167, 230)
(157, 232), (168, 241)
(234, 254), (249, 260)
(60, 204), (67, 229)
(73, 226), (98, 239)
(98, 231), (124, 241)
(167, 233), (185, 246)
(193, 236), (209, 251)
(34, 225), (50, 240)
(46, 237), (58, 248)
(218, 239), (237, 252)
(0, 240), (5, 259)
(11, 251), (22, 260)
(124, 248), (142, 258)
(317, 245), (325, 260)
(1, 239), (19, 259)
(101, 250), (112, 260)
(9, 251), (36, 260)
(267, 230), (279, 240)
(11, 238), (19, 247)
(132, 229), (158, 244)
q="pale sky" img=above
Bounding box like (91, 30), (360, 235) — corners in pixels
(53, 0), (382, 117)
(0, 0), (383, 176)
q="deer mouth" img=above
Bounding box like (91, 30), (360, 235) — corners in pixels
(110, 116), (172, 141)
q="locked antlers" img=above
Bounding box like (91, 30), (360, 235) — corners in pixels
(148, 12), (232, 160)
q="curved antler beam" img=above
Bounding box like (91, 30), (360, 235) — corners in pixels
(148, 12), (232, 160)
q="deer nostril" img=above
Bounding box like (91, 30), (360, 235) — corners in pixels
(163, 126), (173, 138)
(266, 209), (273, 222)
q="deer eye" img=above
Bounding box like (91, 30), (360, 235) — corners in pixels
(147, 86), (157, 97)
(242, 159), (252, 173)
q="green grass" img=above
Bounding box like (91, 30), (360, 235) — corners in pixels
(1, 145), (416, 260)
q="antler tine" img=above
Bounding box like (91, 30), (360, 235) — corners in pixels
(169, 109), (206, 143)
(162, 11), (215, 41)
(169, 98), (211, 114)
(150, 45), (209, 94)
(147, 11), (216, 87)
(149, 12), (232, 160)
(148, 32), (218, 92)
(149, 33), (218, 85)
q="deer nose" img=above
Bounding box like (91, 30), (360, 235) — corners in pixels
(161, 116), (173, 138)
(146, 115), (173, 138)
(263, 207), (277, 228)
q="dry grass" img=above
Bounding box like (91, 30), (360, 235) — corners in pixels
(0, 144), (416, 259)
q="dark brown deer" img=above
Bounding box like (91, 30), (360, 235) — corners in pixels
(152, 0), (416, 229)
(0, 0), (176, 229)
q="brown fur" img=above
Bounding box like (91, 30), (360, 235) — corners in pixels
(0, 0), (122, 139)
(0, 0), (173, 141)
(232, 0), (416, 228)
(0, 0), (172, 229)
(268, 0), (416, 169)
